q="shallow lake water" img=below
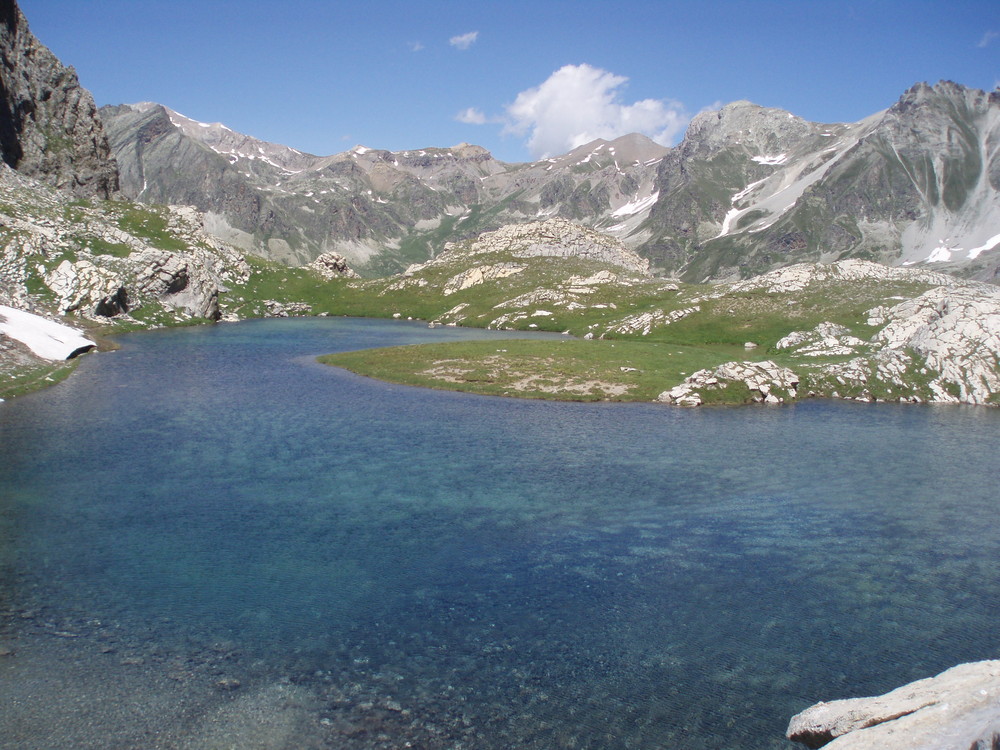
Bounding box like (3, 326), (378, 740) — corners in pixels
(1, 317), (999, 749)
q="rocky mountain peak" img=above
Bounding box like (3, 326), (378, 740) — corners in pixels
(681, 100), (819, 159)
(549, 133), (669, 170)
(860, 80), (1000, 267)
(894, 80), (997, 112)
(0, 0), (117, 198)
(450, 142), (493, 161)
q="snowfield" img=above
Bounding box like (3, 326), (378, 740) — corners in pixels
(0, 305), (95, 360)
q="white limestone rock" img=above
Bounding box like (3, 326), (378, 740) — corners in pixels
(46, 259), (124, 315)
(605, 306), (700, 336)
(494, 288), (577, 310)
(777, 322), (868, 357)
(443, 263), (525, 295)
(658, 360), (799, 406)
(720, 259), (961, 296)
(787, 660), (1000, 749)
(657, 384), (703, 407)
(872, 286), (1000, 404)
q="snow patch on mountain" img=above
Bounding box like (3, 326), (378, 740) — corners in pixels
(161, 106), (313, 174)
(716, 125), (875, 239)
(612, 191), (659, 217)
(751, 153), (788, 165)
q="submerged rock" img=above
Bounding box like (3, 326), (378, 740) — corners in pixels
(787, 660), (1000, 749)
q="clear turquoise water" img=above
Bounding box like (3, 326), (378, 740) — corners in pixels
(2, 317), (999, 748)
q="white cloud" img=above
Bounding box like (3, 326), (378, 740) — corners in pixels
(456, 107), (488, 125)
(978, 30), (998, 48)
(408, 41), (424, 52)
(449, 31), (479, 50)
(502, 64), (689, 159)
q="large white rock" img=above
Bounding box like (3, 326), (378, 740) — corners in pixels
(787, 661), (1000, 749)
(658, 359), (799, 406)
(308, 251), (360, 280)
(873, 286), (1000, 404)
(443, 262), (525, 295)
(45, 259), (124, 315)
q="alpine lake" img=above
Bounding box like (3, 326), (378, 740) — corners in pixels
(1, 317), (999, 749)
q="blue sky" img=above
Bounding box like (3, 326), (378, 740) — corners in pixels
(19, 0), (1000, 162)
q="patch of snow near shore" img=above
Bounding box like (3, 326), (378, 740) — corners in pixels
(0, 305), (95, 360)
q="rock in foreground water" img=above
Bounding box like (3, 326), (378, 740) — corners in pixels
(787, 660), (1000, 749)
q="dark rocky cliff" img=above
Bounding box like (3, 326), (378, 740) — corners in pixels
(0, 0), (117, 198)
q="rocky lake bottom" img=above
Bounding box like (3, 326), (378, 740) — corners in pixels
(1, 318), (999, 749)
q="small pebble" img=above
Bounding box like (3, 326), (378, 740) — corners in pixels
(215, 677), (241, 691)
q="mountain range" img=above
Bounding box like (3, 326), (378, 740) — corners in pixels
(100, 82), (1000, 283)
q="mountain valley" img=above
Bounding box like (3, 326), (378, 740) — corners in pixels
(1, 0), (998, 411)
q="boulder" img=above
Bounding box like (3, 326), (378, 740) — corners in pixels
(873, 286), (1000, 404)
(658, 360), (799, 406)
(308, 251), (360, 280)
(787, 661), (1000, 749)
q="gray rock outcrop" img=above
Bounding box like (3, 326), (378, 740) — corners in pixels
(435, 218), (651, 275)
(658, 360), (799, 406)
(0, 163), (249, 322)
(873, 285), (1000, 404)
(787, 660), (1000, 749)
(0, 0), (118, 198)
(308, 251), (360, 280)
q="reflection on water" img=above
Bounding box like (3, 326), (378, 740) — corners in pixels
(1, 318), (999, 749)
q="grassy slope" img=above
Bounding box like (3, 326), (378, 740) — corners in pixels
(0, 358), (79, 400)
(308, 245), (941, 403)
(321, 339), (743, 402)
(1, 182), (948, 406)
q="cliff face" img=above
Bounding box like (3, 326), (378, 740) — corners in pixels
(0, 0), (117, 198)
